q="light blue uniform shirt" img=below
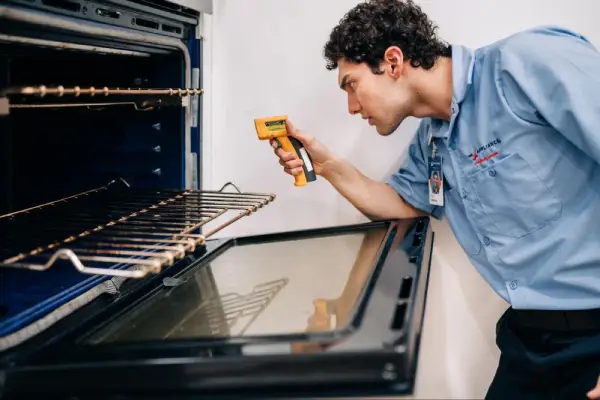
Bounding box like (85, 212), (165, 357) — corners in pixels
(388, 26), (600, 311)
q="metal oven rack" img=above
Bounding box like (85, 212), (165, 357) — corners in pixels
(0, 179), (275, 279)
(1, 84), (205, 114)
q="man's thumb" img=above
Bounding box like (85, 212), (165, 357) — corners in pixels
(286, 119), (311, 145)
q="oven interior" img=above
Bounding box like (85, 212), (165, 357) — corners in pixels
(0, 33), (185, 214)
(0, 1), (258, 355)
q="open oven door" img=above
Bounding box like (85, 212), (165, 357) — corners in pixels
(0, 217), (434, 400)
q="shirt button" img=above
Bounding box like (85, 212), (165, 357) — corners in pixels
(483, 237), (491, 246)
(461, 189), (467, 198)
(509, 281), (518, 290)
(488, 169), (496, 177)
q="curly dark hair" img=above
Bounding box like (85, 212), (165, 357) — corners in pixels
(323, 0), (451, 73)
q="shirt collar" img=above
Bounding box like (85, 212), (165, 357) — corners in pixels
(430, 44), (475, 139)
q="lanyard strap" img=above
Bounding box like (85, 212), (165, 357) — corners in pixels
(428, 132), (438, 159)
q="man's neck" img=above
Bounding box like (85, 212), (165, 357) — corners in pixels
(410, 56), (454, 121)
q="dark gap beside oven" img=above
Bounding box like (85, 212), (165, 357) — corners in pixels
(0, 40), (185, 215)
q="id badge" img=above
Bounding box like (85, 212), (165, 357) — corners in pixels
(428, 156), (444, 206)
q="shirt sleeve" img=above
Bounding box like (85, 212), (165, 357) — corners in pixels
(497, 26), (600, 165)
(386, 120), (444, 220)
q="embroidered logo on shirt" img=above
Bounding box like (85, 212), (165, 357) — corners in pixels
(472, 138), (501, 165)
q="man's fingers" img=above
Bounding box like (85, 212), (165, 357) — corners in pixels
(280, 158), (303, 168)
(270, 139), (288, 153)
(271, 121), (312, 177)
(281, 152), (296, 162)
(284, 167), (304, 176)
(275, 148), (298, 162)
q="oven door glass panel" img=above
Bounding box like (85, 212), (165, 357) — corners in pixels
(86, 223), (390, 344)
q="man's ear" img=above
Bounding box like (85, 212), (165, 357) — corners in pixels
(384, 46), (404, 77)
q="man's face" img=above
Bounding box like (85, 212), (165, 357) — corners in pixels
(337, 50), (415, 136)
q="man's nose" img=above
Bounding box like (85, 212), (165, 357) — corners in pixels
(348, 95), (361, 115)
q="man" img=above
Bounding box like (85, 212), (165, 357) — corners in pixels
(270, 0), (600, 398)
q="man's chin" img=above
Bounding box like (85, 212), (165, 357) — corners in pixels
(376, 118), (405, 136)
(375, 124), (396, 137)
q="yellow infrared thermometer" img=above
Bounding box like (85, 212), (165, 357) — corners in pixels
(254, 115), (317, 187)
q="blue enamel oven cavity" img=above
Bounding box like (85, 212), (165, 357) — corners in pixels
(0, 0), (201, 353)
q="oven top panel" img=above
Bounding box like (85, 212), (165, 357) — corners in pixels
(3, 0), (199, 40)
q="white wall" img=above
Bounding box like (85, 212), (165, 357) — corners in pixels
(202, 1), (599, 398)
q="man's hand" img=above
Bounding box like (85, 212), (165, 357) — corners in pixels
(269, 118), (426, 221)
(271, 119), (336, 177)
(588, 375), (600, 399)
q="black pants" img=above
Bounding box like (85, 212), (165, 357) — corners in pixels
(485, 307), (600, 400)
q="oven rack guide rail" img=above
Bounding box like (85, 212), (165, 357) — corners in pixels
(0, 179), (275, 280)
(0, 85), (205, 115)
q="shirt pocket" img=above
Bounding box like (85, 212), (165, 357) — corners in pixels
(468, 152), (562, 238)
(444, 187), (482, 256)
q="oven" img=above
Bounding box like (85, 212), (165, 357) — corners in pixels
(0, 1), (435, 398)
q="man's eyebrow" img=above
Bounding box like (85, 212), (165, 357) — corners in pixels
(340, 74), (349, 90)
